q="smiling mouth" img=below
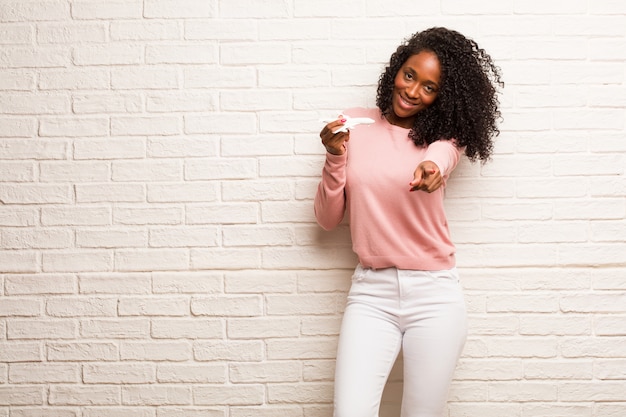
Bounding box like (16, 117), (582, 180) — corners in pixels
(399, 95), (418, 109)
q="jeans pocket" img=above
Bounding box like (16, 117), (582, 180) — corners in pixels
(351, 264), (368, 282)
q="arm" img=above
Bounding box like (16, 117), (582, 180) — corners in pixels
(409, 139), (462, 192)
(314, 152), (348, 231)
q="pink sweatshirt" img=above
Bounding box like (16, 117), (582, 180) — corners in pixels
(314, 108), (462, 271)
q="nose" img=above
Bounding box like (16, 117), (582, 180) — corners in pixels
(406, 82), (420, 99)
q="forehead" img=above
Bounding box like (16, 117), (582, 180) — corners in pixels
(403, 51), (441, 77)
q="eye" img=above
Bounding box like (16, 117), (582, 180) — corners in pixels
(424, 85), (437, 94)
(404, 71), (413, 80)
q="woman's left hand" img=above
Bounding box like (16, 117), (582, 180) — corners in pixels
(410, 161), (443, 193)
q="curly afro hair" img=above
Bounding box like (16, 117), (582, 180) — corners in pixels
(376, 27), (503, 162)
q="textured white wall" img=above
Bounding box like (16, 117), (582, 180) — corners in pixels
(1, 0), (625, 416)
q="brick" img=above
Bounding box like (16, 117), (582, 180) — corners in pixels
(0, 184), (71, 204)
(230, 406), (302, 417)
(190, 248), (261, 270)
(39, 117), (109, 137)
(143, 0), (216, 18)
(222, 135), (292, 157)
(6, 408), (77, 417)
(37, 23), (107, 44)
(225, 270), (296, 294)
(146, 44), (217, 65)
(49, 385), (120, 406)
(0, 342), (42, 362)
(157, 363), (226, 384)
(191, 296), (263, 317)
(222, 225), (294, 247)
(455, 359), (522, 381)
(38, 69), (109, 90)
(258, 67), (329, 88)
(559, 381), (626, 401)
(266, 295), (338, 315)
(519, 315), (591, 336)
(47, 342), (118, 361)
(157, 408), (225, 417)
(194, 341), (263, 362)
(5, 274), (76, 295)
(185, 203), (258, 225)
(114, 207), (183, 226)
(122, 385), (192, 406)
(147, 183), (218, 203)
(266, 337), (337, 360)
(73, 44), (143, 66)
(524, 360), (593, 380)
(39, 161), (110, 182)
(227, 317), (300, 339)
(8, 319), (77, 339)
(185, 113), (256, 135)
(41, 206), (111, 226)
(0, 299), (41, 317)
(120, 341), (192, 362)
(0, 162), (35, 181)
(301, 317), (342, 336)
(184, 67), (256, 89)
(561, 337), (626, 358)
(76, 184), (146, 203)
(111, 67), (179, 90)
(0, 386), (44, 406)
(114, 249), (189, 272)
(258, 19), (332, 41)
(78, 273), (151, 294)
(193, 385), (264, 406)
(151, 318), (223, 339)
(83, 363), (156, 384)
(118, 296), (189, 317)
(46, 297), (118, 317)
(0, 117), (36, 137)
(147, 136), (218, 158)
(71, 0), (143, 19)
(9, 363), (79, 383)
(111, 21), (181, 41)
(111, 116), (181, 136)
(230, 362), (301, 384)
(261, 202), (314, 221)
(83, 409), (154, 417)
(112, 160), (182, 182)
(152, 271), (223, 294)
(73, 95), (143, 115)
(0, 69), (35, 90)
(187, 19), (257, 41)
(488, 382), (557, 402)
(0, 93), (69, 114)
(42, 251), (113, 273)
(0, 46), (69, 68)
(267, 382), (333, 404)
(0, 207), (37, 227)
(303, 360), (334, 382)
(80, 319), (150, 339)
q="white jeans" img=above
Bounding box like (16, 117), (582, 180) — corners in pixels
(333, 264), (467, 417)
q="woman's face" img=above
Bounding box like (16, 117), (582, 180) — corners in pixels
(387, 50), (441, 128)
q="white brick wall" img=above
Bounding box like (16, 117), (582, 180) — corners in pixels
(0, 1), (625, 416)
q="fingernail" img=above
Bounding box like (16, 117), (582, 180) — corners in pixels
(340, 118), (347, 123)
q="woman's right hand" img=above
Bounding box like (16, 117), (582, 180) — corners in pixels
(320, 116), (349, 155)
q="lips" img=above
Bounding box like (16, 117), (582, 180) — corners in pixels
(397, 94), (419, 112)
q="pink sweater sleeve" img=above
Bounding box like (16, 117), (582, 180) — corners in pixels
(422, 139), (462, 180)
(314, 152), (348, 231)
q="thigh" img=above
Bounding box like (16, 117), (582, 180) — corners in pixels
(334, 301), (402, 417)
(400, 270), (467, 417)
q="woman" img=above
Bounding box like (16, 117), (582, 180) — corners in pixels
(314, 27), (503, 417)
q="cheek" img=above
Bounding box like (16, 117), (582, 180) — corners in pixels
(423, 93), (438, 107)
